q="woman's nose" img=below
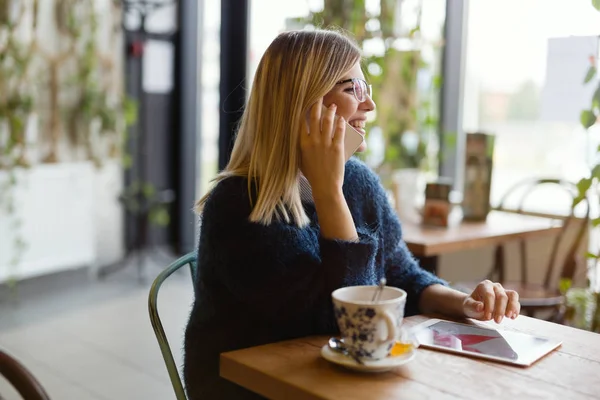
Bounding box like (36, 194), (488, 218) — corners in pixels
(361, 94), (376, 112)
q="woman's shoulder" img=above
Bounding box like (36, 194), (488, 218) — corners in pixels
(344, 157), (385, 195)
(202, 175), (253, 217)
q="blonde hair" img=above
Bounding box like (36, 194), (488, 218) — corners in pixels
(196, 29), (362, 227)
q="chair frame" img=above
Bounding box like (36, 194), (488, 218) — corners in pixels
(491, 178), (590, 290)
(148, 252), (197, 400)
(456, 178), (590, 320)
(0, 348), (51, 400)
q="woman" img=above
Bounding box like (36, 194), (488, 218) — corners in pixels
(183, 29), (520, 399)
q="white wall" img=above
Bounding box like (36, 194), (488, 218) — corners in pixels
(0, 164), (94, 282)
(92, 161), (125, 268)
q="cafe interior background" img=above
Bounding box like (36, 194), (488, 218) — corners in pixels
(1, 0), (600, 398)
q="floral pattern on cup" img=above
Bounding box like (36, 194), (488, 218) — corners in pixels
(332, 286), (407, 361)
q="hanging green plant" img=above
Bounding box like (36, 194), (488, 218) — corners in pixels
(2, 0), (170, 287)
(55, 0), (81, 37)
(0, 1), (37, 285)
(71, 1), (136, 161)
(0, 0), (24, 28)
(1, 0), (142, 286)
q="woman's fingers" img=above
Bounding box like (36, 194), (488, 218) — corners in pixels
(300, 98), (348, 197)
(493, 284), (509, 323)
(332, 114), (346, 149)
(309, 99), (323, 141)
(505, 290), (520, 319)
(322, 103), (337, 141)
(299, 109), (310, 149)
(468, 281), (521, 323)
(480, 280), (495, 321)
(463, 297), (485, 319)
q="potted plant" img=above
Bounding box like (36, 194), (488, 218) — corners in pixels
(562, 0), (600, 333)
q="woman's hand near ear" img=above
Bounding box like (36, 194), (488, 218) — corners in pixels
(300, 99), (357, 241)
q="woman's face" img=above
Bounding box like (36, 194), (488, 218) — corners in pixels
(323, 61), (376, 152)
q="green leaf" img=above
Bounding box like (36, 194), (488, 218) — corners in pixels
(593, 0), (600, 11)
(122, 154), (132, 169)
(593, 84), (600, 110)
(584, 65), (597, 83)
(586, 252), (599, 259)
(592, 217), (600, 227)
(443, 131), (457, 148)
(572, 195), (586, 207)
(433, 75), (443, 90)
(142, 183), (155, 198)
(577, 177), (593, 194)
(123, 97), (138, 126)
(423, 114), (437, 128)
(559, 278), (572, 295)
(573, 177), (592, 207)
(580, 110), (597, 129)
(149, 207), (170, 227)
(408, 26), (420, 38)
(592, 164), (600, 180)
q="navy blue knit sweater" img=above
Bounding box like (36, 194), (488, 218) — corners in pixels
(183, 158), (447, 399)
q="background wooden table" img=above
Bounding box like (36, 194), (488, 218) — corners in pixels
(221, 315), (600, 399)
(402, 211), (563, 273)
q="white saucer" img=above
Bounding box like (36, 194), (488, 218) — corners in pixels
(320, 345), (416, 373)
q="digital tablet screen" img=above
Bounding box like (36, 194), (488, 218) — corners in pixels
(413, 320), (558, 364)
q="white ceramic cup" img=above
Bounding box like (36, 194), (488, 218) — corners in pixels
(332, 285), (407, 361)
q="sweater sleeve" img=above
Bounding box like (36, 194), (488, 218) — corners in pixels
(354, 164), (448, 316)
(385, 240), (447, 316)
(198, 179), (379, 326)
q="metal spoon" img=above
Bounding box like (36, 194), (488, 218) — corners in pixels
(328, 337), (364, 365)
(371, 277), (387, 303)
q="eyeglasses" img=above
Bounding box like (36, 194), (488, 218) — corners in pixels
(336, 78), (373, 103)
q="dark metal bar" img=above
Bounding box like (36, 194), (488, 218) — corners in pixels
(219, 0), (249, 170)
(173, 0), (200, 253)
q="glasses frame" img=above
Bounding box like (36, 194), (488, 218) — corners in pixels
(336, 78), (373, 102)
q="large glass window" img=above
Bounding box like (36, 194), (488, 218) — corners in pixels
(248, 0), (446, 178)
(463, 0), (600, 215)
(197, 0), (221, 198)
(249, 0), (314, 81)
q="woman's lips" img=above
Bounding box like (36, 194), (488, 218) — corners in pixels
(354, 127), (366, 136)
(348, 121), (366, 136)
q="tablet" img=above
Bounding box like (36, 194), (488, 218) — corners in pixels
(411, 319), (562, 367)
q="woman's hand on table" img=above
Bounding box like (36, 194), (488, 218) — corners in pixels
(463, 280), (520, 323)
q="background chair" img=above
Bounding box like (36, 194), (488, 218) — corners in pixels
(0, 348), (51, 400)
(148, 252), (197, 400)
(455, 178), (590, 320)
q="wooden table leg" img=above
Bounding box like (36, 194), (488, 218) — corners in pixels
(418, 255), (439, 275)
(485, 245), (505, 282)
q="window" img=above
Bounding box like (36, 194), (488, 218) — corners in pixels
(197, 0), (221, 198)
(248, 0), (315, 82)
(462, 0), (600, 216)
(248, 0), (446, 177)
(199, 0), (311, 197)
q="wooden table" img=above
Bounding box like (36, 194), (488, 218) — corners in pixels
(221, 315), (600, 399)
(402, 210), (563, 273)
